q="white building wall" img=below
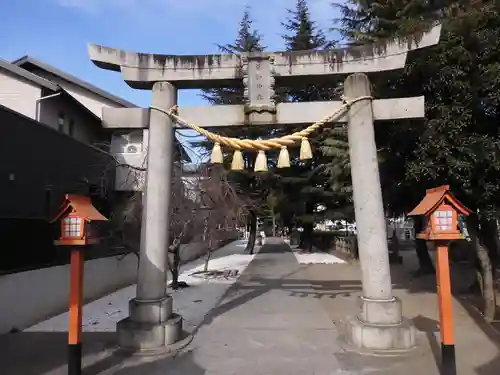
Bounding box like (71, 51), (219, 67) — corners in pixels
(27, 69), (123, 119)
(0, 68), (41, 118)
(112, 129), (148, 191)
(38, 94), (104, 145)
(12, 67), (148, 190)
(33, 70), (144, 191)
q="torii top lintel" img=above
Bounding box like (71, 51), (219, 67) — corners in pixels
(88, 25), (441, 90)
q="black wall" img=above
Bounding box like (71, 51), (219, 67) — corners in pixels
(0, 104), (117, 273)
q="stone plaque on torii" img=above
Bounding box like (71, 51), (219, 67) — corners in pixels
(88, 25), (441, 354)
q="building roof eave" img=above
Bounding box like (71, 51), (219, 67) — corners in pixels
(12, 56), (137, 108)
(0, 59), (59, 91)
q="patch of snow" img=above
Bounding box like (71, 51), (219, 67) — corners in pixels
(293, 252), (346, 264)
(25, 240), (256, 334)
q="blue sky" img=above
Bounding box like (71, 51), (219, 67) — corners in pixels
(0, 0), (338, 163)
(0, 0), (337, 108)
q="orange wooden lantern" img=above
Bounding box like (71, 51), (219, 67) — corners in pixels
(50, 194), (107, 375)
(50, 194), (107, 246)
(408, 185), (471, 375)
(408, 185), (471, 241)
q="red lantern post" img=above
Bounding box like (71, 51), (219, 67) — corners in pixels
(408, 186), (471, 375)
(50, 194), (107, 375)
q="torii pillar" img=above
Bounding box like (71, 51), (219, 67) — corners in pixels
(88, 24), (441, 354)
(343, 73), (414, 351)
(116, 81), (186, 353)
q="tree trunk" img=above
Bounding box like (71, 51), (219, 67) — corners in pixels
(204, 240), (212, 272)
(245, 210), (257, 255)
(272, 213), (276, 237)
(301, 223), (314, 252)
(467, 215), (496, 321)
(413, 216), (435, 275)
(300, 201), (314, 252)
(169, 243), (181, 290)
(203, 219), (210, 272)
(283, 214), (292, 239)
(479, 218), (500, 274)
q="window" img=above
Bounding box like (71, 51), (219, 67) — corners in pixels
(57, 112), (65, 133)
(433, 210), (453, 231)
(63, 217), (82, 238)
(68, 119), (75, 137)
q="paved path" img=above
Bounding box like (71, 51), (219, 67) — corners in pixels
(6, 239), (498, 374)
(169, 238), (341, 375)
(1, 239), (343, 375)
(116, 239), (343, 375)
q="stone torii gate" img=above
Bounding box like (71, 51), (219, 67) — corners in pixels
(88, 25), (441, 353)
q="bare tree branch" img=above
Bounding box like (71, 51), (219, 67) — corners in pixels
(101, 146), (256, 287)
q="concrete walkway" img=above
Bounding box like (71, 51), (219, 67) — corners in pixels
(176, 238), (342, 374)
(3, 239), (499, 374)
(106, 238), (343, 374)
(0, 240), (258, 375)
(4, 238), (343, 375)
(304, 251), (500, 375)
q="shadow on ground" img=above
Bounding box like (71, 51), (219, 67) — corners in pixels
(4, 240), (500, 375)
(192, 241), (415, 336)
(0, 331), (208, 375)
(0, 331), (116, 375)
(89, 349), (206, 375)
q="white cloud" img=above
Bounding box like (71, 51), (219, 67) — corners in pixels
(162, 0), (334, 27)
(55, 0), (151, 13)
(55, 0), (334, 26)
(159, 0), (336, 48)
(54, 0), (337, 49)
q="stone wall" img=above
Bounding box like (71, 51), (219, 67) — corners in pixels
(0, 239), (225, 334)
(0, 254), (138, 334)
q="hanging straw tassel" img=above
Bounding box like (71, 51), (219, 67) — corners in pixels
(277, 146), (290, 168)
(231, 149), (244, 171)
(300, 137), (313, 160)
(254, 150), (268, 172)
(210, 142), (223, 164)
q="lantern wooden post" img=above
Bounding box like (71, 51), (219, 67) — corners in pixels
(50, 194), (108, 375)
(435, 240), (455, 375)
(68, 248), (84, 375)
(408, 185), (471, 375)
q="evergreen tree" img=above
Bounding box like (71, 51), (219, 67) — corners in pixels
(197, 7), (273, 253)
(333, 0), (447, 272)
(201, 8), (265, 106)
(282, 0), (328, 51)
(199, 7), (268, 163)
(333, 0), (444, 44)
(336, 0), (500, 317)
(278, 0), (352, 251)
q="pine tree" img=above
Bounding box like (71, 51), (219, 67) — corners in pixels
(333, 0), (443, 44)
(201, 9), (265, 106)
(282, 0), (328, 51)
(197, 7), (274, 253)
(199, 7), (270, 166)
(336, 0), (500, 316)
(278, 0), (352, 251)
(282, 0), (336, 102)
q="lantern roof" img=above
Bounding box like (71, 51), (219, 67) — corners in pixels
(50, 194), (108, 223)
(408, 185), (472, 217)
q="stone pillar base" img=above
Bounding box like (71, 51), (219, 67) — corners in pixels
(340, 297), (416, 354)
(116, 297), (190, 354)
(342, 316), (416, 353)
